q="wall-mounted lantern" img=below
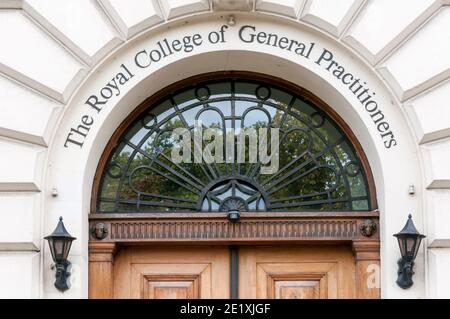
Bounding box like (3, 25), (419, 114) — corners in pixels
(44, 217), (76, 292)
(393, 214), (425, 289)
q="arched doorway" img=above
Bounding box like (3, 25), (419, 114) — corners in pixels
(88, 72), (380, 299)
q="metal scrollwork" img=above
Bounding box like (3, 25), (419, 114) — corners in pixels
(97, 79), (371, 213)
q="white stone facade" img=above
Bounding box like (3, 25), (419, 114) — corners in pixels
(0, 0), (449, 299)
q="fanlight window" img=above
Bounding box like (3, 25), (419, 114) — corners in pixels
(97, 79), (371, 213)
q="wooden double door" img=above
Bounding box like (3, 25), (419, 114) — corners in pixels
(112, 245), (356, 299)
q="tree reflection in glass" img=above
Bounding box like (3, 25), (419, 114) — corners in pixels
(98, 80), (370, 213)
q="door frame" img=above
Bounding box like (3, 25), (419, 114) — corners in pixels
(88, 71), (380, 299)
(89, 211), (380, 298)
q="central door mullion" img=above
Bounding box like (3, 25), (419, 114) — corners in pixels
(229, 245), (239, 299)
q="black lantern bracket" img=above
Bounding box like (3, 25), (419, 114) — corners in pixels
(44, 217), (76, 292)
(50, 260), (72, 292)
(393, 214), (425, 289)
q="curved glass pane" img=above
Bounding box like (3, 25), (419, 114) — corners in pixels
(98, 79), (371, 213)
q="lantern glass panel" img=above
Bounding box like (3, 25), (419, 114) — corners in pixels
(406, 238), (416, 257)
(63, 241), (73, 261)
(413, 237), (423, 259)
(397, 237), (406, 257)
(47, 238), (56, 261)
(54, 240), (64, 262)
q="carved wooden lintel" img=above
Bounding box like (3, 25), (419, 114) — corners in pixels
(89, 213), (379, 244)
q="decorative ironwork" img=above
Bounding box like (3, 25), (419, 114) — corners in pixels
(44, 217), (76, 292)
(98, 79), (371, 213)
(221, 197), (247, 212)
(394, 214), (425, 289)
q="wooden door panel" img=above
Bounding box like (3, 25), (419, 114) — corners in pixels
(275, 281), (320, 299)
(143, 275), (200, 299)
(132, 264), (209, 299)
(113, 245), (356, 299)
(259, 263), (336, 299)
(114, 246), (229, 299)
(239, 246), (355, 299)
